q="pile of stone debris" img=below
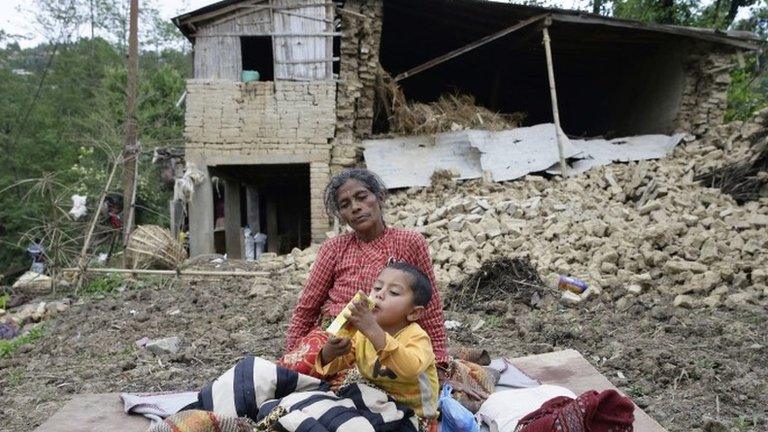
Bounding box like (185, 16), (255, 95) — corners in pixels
(250, 110), (768, 310)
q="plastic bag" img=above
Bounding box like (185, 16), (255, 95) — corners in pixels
(439, 385), (480, 432)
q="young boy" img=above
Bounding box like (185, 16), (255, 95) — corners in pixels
(315, 262), (439, 419)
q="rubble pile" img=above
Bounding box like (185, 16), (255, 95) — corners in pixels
(377, 112), (768, 309)
(204, 111), (767, 310)
(1, 298), (71, 341)
(695, 109), (768, 203)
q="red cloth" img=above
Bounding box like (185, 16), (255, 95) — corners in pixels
(516, 389), (634, 432)
(284, 227), (448, 362)
(276, 328), (329, 378)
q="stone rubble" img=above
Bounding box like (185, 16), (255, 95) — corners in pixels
(228, 110), (768, 310)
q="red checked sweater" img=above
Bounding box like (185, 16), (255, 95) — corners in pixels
(285, 227), (448, 362)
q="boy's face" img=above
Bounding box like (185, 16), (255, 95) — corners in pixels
(370, 268), (424, 329)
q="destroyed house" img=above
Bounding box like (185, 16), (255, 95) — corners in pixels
(172, 0), (761, 257)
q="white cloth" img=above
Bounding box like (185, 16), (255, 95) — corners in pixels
(253, 233), (267, 259)
(121, 391), (199, 424)
(69, 195), (88, 220)
(476, 385), (576, 432)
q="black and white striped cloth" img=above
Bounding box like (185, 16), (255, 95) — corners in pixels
(198, 356), (419, 432)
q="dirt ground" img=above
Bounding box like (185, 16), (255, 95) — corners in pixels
(0, 273), (765, 432)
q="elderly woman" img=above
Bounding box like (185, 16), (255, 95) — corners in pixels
(280, 169), (448, 374)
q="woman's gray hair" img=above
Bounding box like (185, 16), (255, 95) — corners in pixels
(324, 168), (388, 218)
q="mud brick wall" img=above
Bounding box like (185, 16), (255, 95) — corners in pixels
(184, 80), (336, 153)
(184, 79), (336, 245)
(676, 50), (734, 137)
(331, 0), (383, 171)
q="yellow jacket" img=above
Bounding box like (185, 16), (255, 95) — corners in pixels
(315, 322), (439, 418)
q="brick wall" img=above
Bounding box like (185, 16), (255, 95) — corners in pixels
(184, 80), (336, 152)
(675, 50), (734, 136)
(184, 79), (336, 244)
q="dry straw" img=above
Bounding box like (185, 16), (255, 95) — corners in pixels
(126, 225), (187, 270)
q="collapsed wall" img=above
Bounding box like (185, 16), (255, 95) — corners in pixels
(676, 50), (734, 137)
(331, 0), (384, 171)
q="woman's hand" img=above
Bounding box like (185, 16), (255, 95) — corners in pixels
(320, 336), (351, 366)
(346, 299), (387, 350)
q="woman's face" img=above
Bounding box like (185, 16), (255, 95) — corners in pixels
(336, 179), (383, 234)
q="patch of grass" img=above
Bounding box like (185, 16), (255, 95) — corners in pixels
(83, 275), (123, 295)
(0, 293), (9, 309)
(486, 315), (504, 328)
(733, 415), (757, 432)
(0, 325), (45, 358)
(5, 369), (25, 387)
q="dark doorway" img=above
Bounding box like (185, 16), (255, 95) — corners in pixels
(241, 36), (274, 81)
(210, 163), (311, 256)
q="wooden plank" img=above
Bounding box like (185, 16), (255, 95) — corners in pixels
(275, 57), (339, 64)
(63, 268), (272, 277)
(273, 0), (331, 80)
(394, 14), (548, 82)
(325, 1), (334, 79)
(33, 393), (148, 432)
(276, 9), (333, 23)
(224, 179), (242, 259)
(511, 349), (667, 432)
(183, 0), (266, 25)
(208, 5), (272, 28)
(196, 32), (340, 37)
(194, 35), (241, 80)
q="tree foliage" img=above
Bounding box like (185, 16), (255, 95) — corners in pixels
(0, 1), (190, 271)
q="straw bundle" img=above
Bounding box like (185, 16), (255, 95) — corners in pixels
(126, 225), (187, 270)
(376, 75), (525, 135)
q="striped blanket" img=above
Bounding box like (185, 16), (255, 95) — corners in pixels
(198, 356), (419, 432)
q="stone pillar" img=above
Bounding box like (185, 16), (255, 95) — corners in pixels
(310, 161), (331, 242)
(188, 164), (215, 256)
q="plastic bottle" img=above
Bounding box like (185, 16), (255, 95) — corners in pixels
(558, 275), (589, 294)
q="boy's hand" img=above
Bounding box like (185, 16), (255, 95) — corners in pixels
(346, 298), (379, 335)
(320, 336), (351, 365)
(346, 299), (386, 350)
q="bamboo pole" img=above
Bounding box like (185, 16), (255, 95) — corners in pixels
(542, 23), (567, 177)
(394, 14), (548, 82)
(75, 160), (120, 291)
(122, 0), (140, 249)
(64, 267), (271, 277)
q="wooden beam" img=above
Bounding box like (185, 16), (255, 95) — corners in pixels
(550, 13), (761, 50)
(394, 14), (548, 82)
(274, 57), (339, 64)
(184, 0), (266, 25)
(225, 179), (242, 259)
(276, 9), (333, 23)
(335, 7), (366, 19)
(194, 32), (341, 37)
(64, 268), (271, 277)
(542, 23), (567, 178)
(208, 5), (272, 28)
